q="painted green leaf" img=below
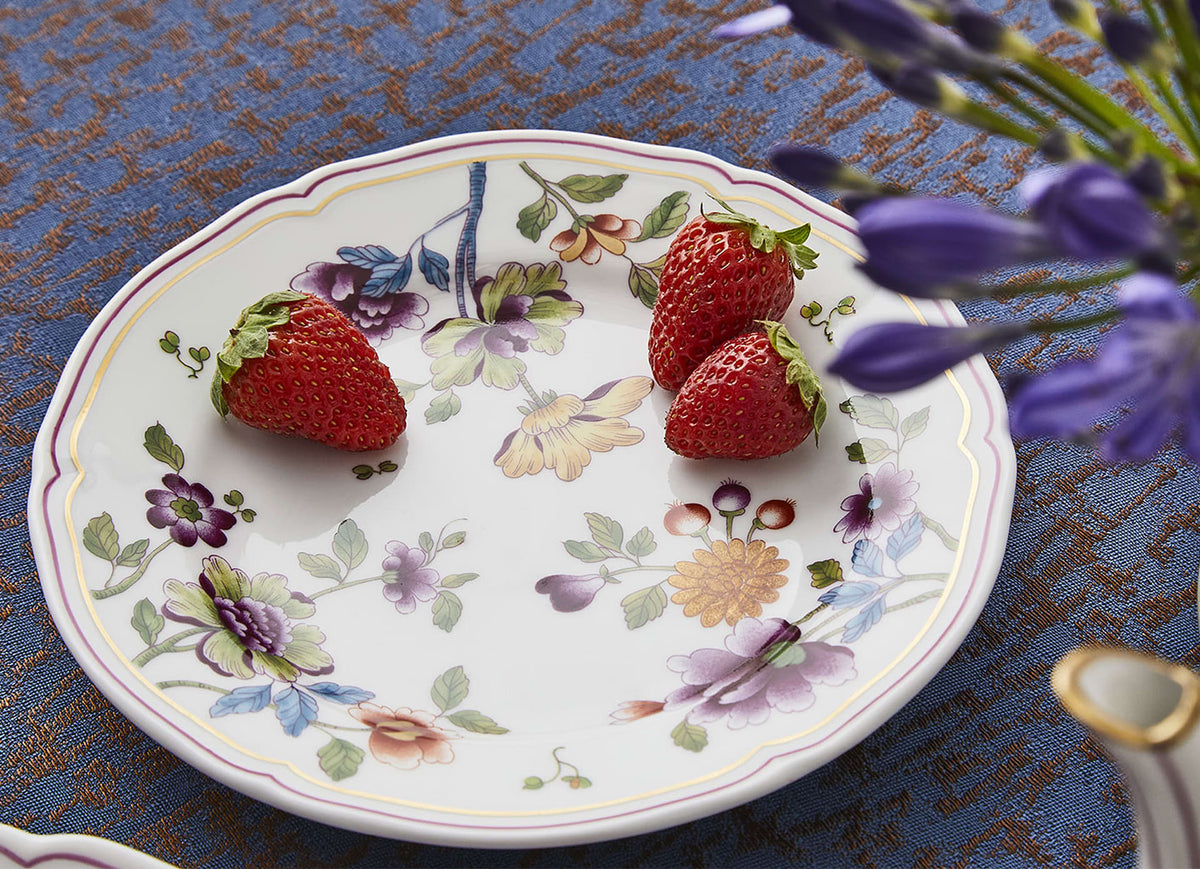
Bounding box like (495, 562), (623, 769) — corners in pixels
(425, 389), (462, 424)
(143, 423), (185, 471)
(858, 437), (893, 463)
(523, 776), (545, 790)
(116, 538), (149, 567)
(845, 441), (866, 464)
(130, 597), (164, 646)
(564, 540), (608, 562)
(763, 639), (808, 667)
(392, 378), (424, 404)
(419, 531), (435, 553)
(517, 193), (557, 242)
(82, 513), (119, 562)
(431, 665), (470, 712)
(441, 572), (478, 588)
(585, 512), (623, 552)
(557, 172), (627, 203)
(621, 585), (668, 630)
(442, 531), (466, 549)
(627, 261), (659, 309)
(671, 720), (708, 752)
(901, 407), (931, 442)
(352, 465), (375, 480)
(638, 190), (690, 240)
(446, 709), (509, 734)
(318, 737), (365, 782)
(842, 394), (899, 430)
(332, 519), (367, 571)
(298, 552), (342, 581)
(432, 591), (463, 633)
(224, 489), (244, 507)
(807, 558), (844, 589)
(626, 526), (656, 558)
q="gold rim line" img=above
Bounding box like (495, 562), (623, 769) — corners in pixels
(1052, 647), (1200, 750)
(61, 149), (982, 819)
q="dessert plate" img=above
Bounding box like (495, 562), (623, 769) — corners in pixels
(29, 130), (1015, 848)
(0, 825), (174, 868)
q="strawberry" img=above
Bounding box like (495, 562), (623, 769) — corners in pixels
(210, 290), (406, 452)
(664, 321), (826, 460)
(648, 198), (818, 390)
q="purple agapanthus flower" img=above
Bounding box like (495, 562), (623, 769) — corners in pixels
(1022, 163), (1160, 261)
(291, 261), (429, 342)
(380, 541), (439, 614)
(829, 321), (1024, 392)
(145, 474), (236, 547)
(1010, 273), (1200, 462)
(665, 617), (856, 729)
(833, 462), (919, 542)
(535, 573), (606, 612)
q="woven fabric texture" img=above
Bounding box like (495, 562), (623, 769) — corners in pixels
(3, 1), (1199, 866)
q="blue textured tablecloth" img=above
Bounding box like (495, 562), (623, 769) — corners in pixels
(4, 1), (1199, 866)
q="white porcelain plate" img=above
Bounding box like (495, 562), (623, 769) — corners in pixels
(29, 131), (1015, 848)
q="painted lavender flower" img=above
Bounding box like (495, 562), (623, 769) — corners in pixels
(161, 555), (333, 682)
(145, 474), (235, 547)
(535, 573), (606, 612)
(292, 255), (429, 342)
(833, 462), (918, 542)
(380, 541), (439, 614)
(665, 617), (856, 729)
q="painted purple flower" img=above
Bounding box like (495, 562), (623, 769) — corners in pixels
(291, 260), (429, 342)
(535, 573), (606, 612)
(162, 555), (332, 682)
(1022, 163), (1159, 261)
(380, 541), (439, 614)
(1010, 273), (1200, 462)
(664, 617), (856, 729)
(855, 197), (1048, 297)
(145, 474), (236, 547)
(829, 321), (1024, 392)
(833, 462), (919, 542)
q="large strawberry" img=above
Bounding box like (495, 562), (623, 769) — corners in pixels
(210, 290), (407, 452)
(664, 321), (826, 460)
(648, 198), (818, 390)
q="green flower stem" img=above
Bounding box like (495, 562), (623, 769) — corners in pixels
(991, 265), (1137, 299)
(1002, 69), (1116, 143)
(1026, 309), (1122, 335)
(604, 566), (676, 578)
(1022, 53), (1195, 171)
(309, 574), (389, 600)
(134, 626), (208, 667)
(950, 99), (1043, 148)
(94, 539), (174, 599)
(899, 572), (950, 583)
(156, 679), (227, 693)
(518, 162), (583, 222)
(516, 371), (547, 409)
(1124, 65), (1200, 155)
(1162, 0), (1200, 96)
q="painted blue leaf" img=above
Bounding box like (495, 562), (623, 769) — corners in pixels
(886, 514), (924, 562)
(818, 581), (880, 609)
(851, 539), (884, 577)
(361, 254), (413, 298)
(210, 684), (272, 717)
(274, 686), (319, 737)
(419, 247), (451, 292)
(307, 682), (375, 704)
(337, 244), (398, 268)
(842, 597), (886, 643)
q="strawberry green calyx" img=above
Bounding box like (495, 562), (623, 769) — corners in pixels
(702, 196), (820, 279)
(762, 320), (827, 443)
(210, 289), (308, 417)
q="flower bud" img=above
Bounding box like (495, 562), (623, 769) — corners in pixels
(1101, 12), (1168, 66)
(1051, 0), (1102, 38)
(769, 144), (881, 191)
(870, 64), (967, 112)
(951, 6), (1035, 60)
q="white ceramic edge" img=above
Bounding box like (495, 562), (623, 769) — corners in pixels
(0, 825), (175, 869)
(28, 129), (1016, 849)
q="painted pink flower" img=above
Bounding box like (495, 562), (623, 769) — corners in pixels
(549, 214), (641, 265)
(349, 703), (455, 770)
(833, 462), (918, 542)
(610, 700), (666, 723)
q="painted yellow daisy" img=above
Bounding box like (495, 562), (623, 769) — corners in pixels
(669, 538), (790, 628)
(494, 376), (654, 482)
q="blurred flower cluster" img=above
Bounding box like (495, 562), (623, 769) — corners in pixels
(718, 0), (1200, 462)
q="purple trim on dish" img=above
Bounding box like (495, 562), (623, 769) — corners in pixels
(0, 845), (123, 869)
(1156, 751), (1200, 866)
(36, 133), (1007, 834)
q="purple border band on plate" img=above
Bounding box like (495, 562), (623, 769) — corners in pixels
(0, 845), (122, 869)
(38, 133), (1006, 833)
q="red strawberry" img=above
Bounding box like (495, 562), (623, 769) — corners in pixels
(648, 198), (818, 390)
(210, 290), (406, 452)
(664, 321), (826, 460)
